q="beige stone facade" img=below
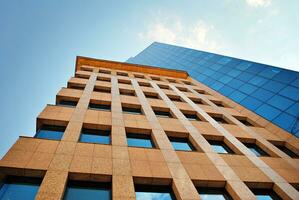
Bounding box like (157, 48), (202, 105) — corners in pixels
(0, 56), (298, 199)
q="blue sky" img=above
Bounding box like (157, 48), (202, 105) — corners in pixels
(0, 0), (298, 158)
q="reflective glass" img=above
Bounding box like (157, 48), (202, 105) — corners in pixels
(64, 181), (111, 200)
(127, 133), (154, 148)
(252, 189), (282, 200)
(80, 129), (110, 144)
(169, 137), (195, 151)
(209, 141), (233, 154)
(135, 185), (175, 200)
(0, 176), (41, 200)
(197, 188), (232, 200)
(35, 125), (65, 140)
(244, 143), (268, 156)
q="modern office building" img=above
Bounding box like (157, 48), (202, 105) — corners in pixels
(0, 56), (298, 200)
(127, 42), (299, 137)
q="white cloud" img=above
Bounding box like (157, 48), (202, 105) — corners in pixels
(138, 17), (221, 52)
(245, 0), (272, 7)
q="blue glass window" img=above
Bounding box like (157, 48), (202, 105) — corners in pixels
(127, 133), (154, 148)
(230, 91), (247, 102)
(122, 106), (143, 114)
(89, 103), (111, 111)
(255, 104), (281, 121)
(272, 113), (294, 132)
(183, 112), (200, 121)
(208, 140), (234, 154)
(154, 110), (173, 118)
(239, 84), (257, 95)
(0, 176), (41, 200)
(279, 86), (299, 101)
(197, 187), (232, 200)
(252, 88), (274, 102)
(251, 189), (282, 200)
(57, 100), (78, 107)
(169, 137), (195, 151)
(243, 143), (269, 156)
(240, 96), (263, 110)
(262, 80), (285, 93)
(273, 144), (298, 158)
(249, 76), (267, 86)
(135, 185), (175, 200)
(80, 129), (110, 144)
(268, 95), (293, 111)
(64, 180), (111, 200)
(35, 125), (65, 140)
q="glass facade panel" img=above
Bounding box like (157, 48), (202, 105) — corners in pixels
(64, 181), (111, 200)
(197, 187), (232, 200)
(127, 42), (299, 136)
(208, 141), (234, 154)
(127, 133), (154, 148)
(169, 137), (195, 151)
(244, 143), (268, 157)
(251, 189), (282, 200)
(35, 125), (65, 140)
(135, 185), (175, 200)
(0, 176), (41, 200)
(80, 129), (110, 144)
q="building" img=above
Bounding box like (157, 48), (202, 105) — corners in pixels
(127, 42), (299, 137)
(0, 56), (298, 200)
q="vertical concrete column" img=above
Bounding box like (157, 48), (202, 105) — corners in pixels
(110, 73), (135, 199)
(131, 79), (200, 200)
(151, 82), (256, 200)
(171, 84), (299, 200)
(36, 69), (98, 200)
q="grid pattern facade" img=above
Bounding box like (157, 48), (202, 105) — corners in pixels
(0, 58), (298, 199)
(127, 42), (299, 136)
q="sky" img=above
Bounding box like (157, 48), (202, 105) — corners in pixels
(0, 0), (299, 158)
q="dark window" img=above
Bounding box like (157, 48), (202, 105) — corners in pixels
(168, 95), (183, 102)
(127, 133), (154, 148)
(138, 82), (151, 87)
(183, 113), (200, 121)
(197, 187), (232, 200)
(211, 116), (229, 124)
(35, 125), (65, 140)
(97, 77), (111, 82)
(135, 184), (175, 200)
(119, 89), (135, 96)
(144, 93), (159, 99)
(251, 189), (282, 200)
(89, 103), (111, 111)
(0, 176), (41, 200)
(64, 180), (111, 200)
(167, 79), (176, 83)
(244, 143), (269, 156)
(80, 129), (110, 144)
(76, 74), (89, 79)
(118, 79), (131, 84)
(158, 84), (170, 89)
(57, 100), (78, 107)
(69, 84), (85, 90)
(191, 98), (204, 105)
(274, 144), (298, 158)
(208, 140), (234, 154)
(134, 74), (145, 79)
(183, 81), (193, 85)
(117, 72), (128, 77)
(238, 118), (254, 126)
(177, 87), (188, 92)
(99, 69), (111, 74)
(169, 137), (195, 151)
(195, 89), (207, 94)
(212, 101), (225, 107)
(122, 107), (142, 115)
(154, 110), (172, 118)
(82, 68), (93, 72)
(151, 76), (161, 81)
(94, 87), (111, 93)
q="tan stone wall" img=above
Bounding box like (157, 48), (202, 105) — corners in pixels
(0, 61), (298, 199)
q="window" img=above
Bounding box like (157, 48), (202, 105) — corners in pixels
(69, 84), (85, 90)
(64, 180), (111, 200)
(89, 103), (111, 111)
(0, 176), (41, 200)
(158, 84), (170, 89)
(82, 67), (93, 72)
(208, 140), (234, 154)
(212, 100), (225, 107)
(197, 187), (232, 200)
(99, 69), (111, 74)
(153, 110), (173, 118)
(169, 137), (195, 151)
(135, 184), (175, 200)
(183, 112), (200, 121)
(119, 89), (135, 96)
(97, 77), (111, 82)
(210, 115), (229, 124)
(243, 143), (269, 156)
(117, 72), (128, 77)
(251, 189), (282, 200)
(191, 98), (204, 105)
(35, 125), (65, 140)
(151, 76), (161, 81)
(80, 129), (110, 144)
(57, 100), (78, 107)
(183, 81), (193, 85)
(168, 95), (183, 102)
(118, 79), (131, 84)
(94, 86), (110, 93)
(144, 92), (159, 99)
(167, 79), (176, 83)
(274, 144), (298, 158)
(177, 87), (188, 92)
(122, 106), (143, 115)
(237, 118), (254, 126)
(76, 74), (89, 79)
(134, 74), (145, 79)
(195, 89), (207, 94)
(138, 82), (151, 87)
(127, 133), (155, 148)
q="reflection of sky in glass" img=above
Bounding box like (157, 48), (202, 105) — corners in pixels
(127, 137), (153, 148)
(171, 141), (193, 151)
(136, 192), (174, 200)
(35, 129), (63, 140)
(211, 144), (229, 153)
(200, 194), (227, 200)
(0, 182), (39, 199)
(80, 133), (110, 144)
(64, 187), (111, 200)
(256, 195), (274, 200)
